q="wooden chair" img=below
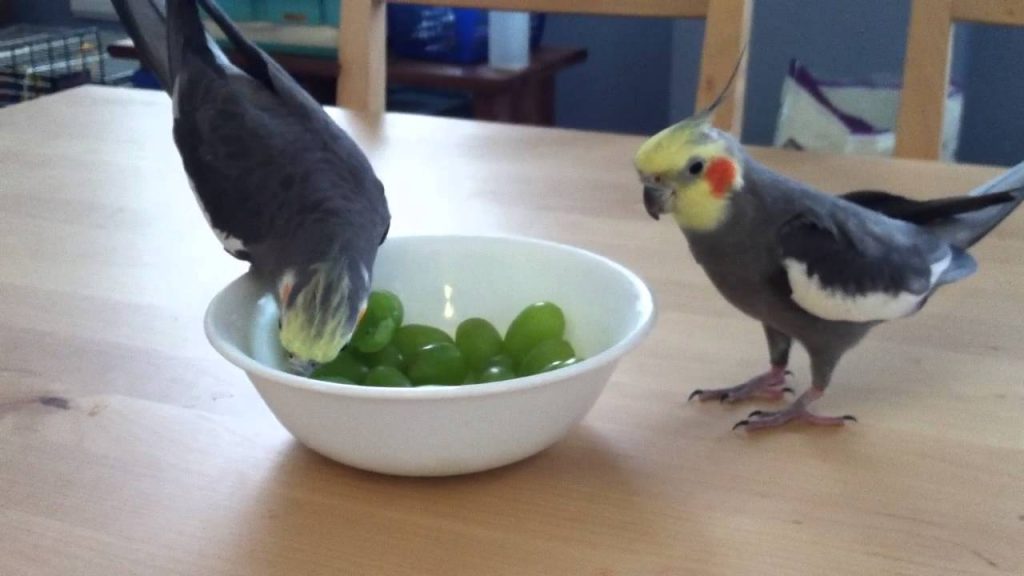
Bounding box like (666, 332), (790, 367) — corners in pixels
(336, 0), (751, 133)
(896, 0), (1024, 159)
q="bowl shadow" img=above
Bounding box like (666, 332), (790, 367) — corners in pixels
(215, 424), (713, 574)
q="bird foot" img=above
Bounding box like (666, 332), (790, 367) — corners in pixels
(732, 390), (856, 431)
(688, 366), (793, 404)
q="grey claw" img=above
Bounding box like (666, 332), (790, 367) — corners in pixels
(842, 415), (858, 423)
(720, 393), (730, 404)
(782, 387), (795, 395)
(688, 389), (704, 401)
(748, 410), (763, 418)
(732, 420), (749, 431)
(784, 370), (794, 376)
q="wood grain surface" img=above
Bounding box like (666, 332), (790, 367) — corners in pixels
(0, 86), (1021, 576)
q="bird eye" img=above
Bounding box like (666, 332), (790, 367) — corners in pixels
(688, 160), (705, 175)
(653, 175), (663, 184)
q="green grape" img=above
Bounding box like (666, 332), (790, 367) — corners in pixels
(455, 317), (503, 369)
(312, 349), (369, 384)
(357, 343), (404, 369)
(519, 339), (576, 377)
(504, 302), (566, 362)
(474, 354), (521, 384)
(476, 363), (517, 383)
(394, 324), (454, 363)
(318, 375), (356, 385)
(407, 342), (468, 386)
(481, 353), (516, 372)
(364, 366), (413, 387)
(350, 290), (404, 354)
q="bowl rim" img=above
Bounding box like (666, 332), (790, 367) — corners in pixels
(204, 233), (657, 400)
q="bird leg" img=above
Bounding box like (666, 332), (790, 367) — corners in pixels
(690, 324), (794, 403)
(688, 365), (793, 403)
(732, 387), (857, 431)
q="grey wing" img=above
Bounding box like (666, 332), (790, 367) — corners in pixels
(776, 209), (956, 323)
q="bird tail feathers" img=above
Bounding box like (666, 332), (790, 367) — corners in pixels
(110, 0), (172, 90)
(930, 161), (1024, 249)
(167, 0), (223, 83)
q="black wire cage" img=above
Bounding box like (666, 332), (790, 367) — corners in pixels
(0, 25), (133, 107)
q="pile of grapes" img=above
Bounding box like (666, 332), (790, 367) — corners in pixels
(311, 291), (580, 387)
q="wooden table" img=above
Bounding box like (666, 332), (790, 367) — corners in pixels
(1, 86), (1021, 576)
(107, 31), (588, 125)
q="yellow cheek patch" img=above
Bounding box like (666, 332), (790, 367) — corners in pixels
(279, 265), (351, 363)
(280, 308), (346, 364)
(673, 180), (731, 232)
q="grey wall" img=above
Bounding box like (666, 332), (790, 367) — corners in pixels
(957, 23), (1024, 166)
(668, 19), (704, 123)
(542, 14), (674, 135)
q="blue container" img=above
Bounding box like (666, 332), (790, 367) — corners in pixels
(388, 6), (545, 65)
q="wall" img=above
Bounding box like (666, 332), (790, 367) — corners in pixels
(957, 23), (1024, 166)
(542, 14), (673, 135)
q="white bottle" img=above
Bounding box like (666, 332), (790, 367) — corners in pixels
(488, 11), (530, 70)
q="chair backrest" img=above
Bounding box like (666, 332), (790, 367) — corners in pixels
(896, 0), (1024, 159)
(336, 0), (751, 133)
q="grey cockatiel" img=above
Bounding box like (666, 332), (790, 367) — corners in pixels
(111, 0), (390, 370)
(635, 105), (1024, 431)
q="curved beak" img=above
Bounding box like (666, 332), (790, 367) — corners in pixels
(644, 185), (670, 220)
(288, 356), (318, 376)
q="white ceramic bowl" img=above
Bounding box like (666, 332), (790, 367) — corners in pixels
(205, 235), (655, 476)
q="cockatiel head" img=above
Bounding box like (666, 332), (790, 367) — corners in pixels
(635, 53), (746, 232)
(635, 118), (744, 232)
(275, 232), (380, 371)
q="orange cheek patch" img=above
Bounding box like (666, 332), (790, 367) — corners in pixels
(706, 157), (737, 198)
(278, 280), (294, 306)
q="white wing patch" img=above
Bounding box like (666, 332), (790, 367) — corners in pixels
(187, 178), (247, 255)
(783, 254), (952, 322)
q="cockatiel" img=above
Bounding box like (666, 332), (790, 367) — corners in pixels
(636, 79), (1024, 431)
(111, 0), (390, 371)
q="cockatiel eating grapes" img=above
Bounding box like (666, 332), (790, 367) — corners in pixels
(111, 0), (390, 372)
(636, 70), (1024, 431)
